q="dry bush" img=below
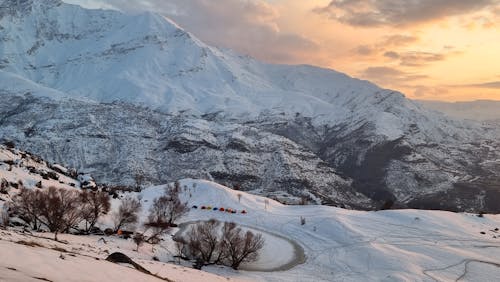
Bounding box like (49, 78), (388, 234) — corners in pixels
(133, 233), (145, 251)
(1, 203), (9, 228)
(114, 196), (142, 232)
(16, 240), (43, 247)
(79, 190), (110, 233)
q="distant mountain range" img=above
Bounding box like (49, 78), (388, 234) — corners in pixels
(1, 0), (500, 212)
(418, 100), (500, 121)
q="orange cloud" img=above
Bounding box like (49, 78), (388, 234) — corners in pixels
(315, 0), (500, 27)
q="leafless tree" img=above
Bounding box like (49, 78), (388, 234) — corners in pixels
(222, 226), (265, 270)
(37, 186), (83, 241)
(144, 195), (172, 243)
(79, 190), (111, 233)
(12, 188), (43, 230)
(144, 185), (188, 243)
(114, 196), (142, 232)
(165, 186), (189, 225)
(186, 219), (222, 265)
(181, 220), (264, 269)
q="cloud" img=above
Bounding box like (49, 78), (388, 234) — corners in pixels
(352, 34), (419, 56)
(398, 52), (446, 67)
(353, 45), (376, 56)
(462, 81), (500, 89)
(352, 35), (450, 67)
(360, 66), (427, 86)
(412, 85), (449, 97)
(64, 0), (319, 64)
(383, 51), (399, 59)
(315, 0), (500, 27)
(381, 35), (419, 46)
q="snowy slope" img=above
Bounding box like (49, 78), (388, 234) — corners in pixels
(4, 179), (500, 282)
(1, 0), (500, 212)
(143, 179), (500, 281)
(0, 232), (249, 282)
(0, 144), (82, 191)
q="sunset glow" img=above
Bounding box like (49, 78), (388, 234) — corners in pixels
(67, 0), (500, 101)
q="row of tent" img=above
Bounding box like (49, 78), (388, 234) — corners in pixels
(192, 205), (247, 214)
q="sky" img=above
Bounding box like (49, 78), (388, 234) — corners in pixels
(65, 0), (500, 102)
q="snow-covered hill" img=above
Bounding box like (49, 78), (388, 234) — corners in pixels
(2, 179), (500, 281)
(0, 144), (91, 193)
(0, 0), (500, 211)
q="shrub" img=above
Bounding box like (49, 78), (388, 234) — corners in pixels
(0, 178), (8, 194)
(380, 199), (395, 210)
(113, 196), (142, 232)
(79, 190), (111, 233)
(0, 203), (9, 228)
(133, 233), (145, 251)
(4, 140), (15, 149)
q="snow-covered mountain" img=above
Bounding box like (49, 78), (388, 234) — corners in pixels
(0, 0), (500, 212)
(418, 100), (500, 122)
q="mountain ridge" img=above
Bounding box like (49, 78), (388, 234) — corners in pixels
(0, 1), (499, 212)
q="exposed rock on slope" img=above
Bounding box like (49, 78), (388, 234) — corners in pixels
(0, 0), (499, 211)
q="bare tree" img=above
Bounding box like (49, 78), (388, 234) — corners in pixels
(114, 196), (142, 232)
(12, 188), (43, 230)
(37, 187), (83, 241)
(144, 195), (172, 243)
(223, 227), (264, 270)
(186, 219), (222, 265)
(181, 220), (264, 269)
(166, 186), (189, 225)
(79, 190), (111, 233)
(144, 185), (188, 243)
